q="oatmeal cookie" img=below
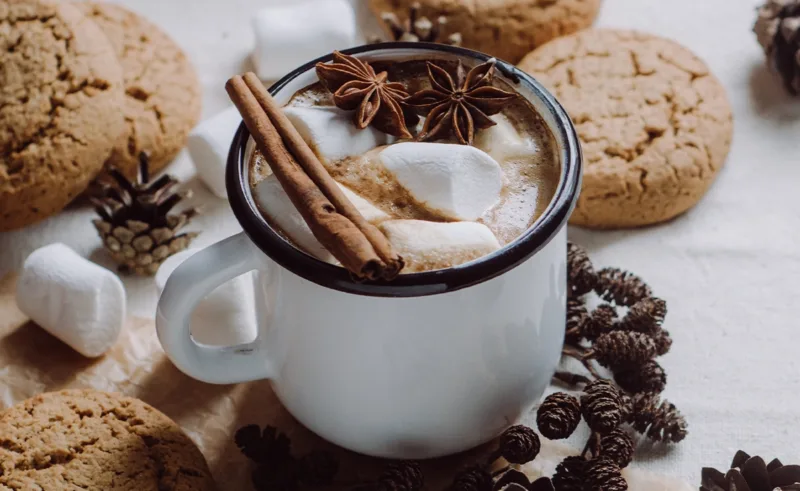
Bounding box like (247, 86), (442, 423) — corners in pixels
(518, 29), (734, 228)
(76, 2), (202, 179)
(0, 0), (125, 231)
(367, 0), (601, 63)
(0, 389), (216, 490)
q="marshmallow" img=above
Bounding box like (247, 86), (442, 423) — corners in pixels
(339, 183), (390, 223)
(252, 0), (357, 81)
(156, 249), (258, 347)
(379, 142), (503, 221)
(379, 220), (501, 273)
(188, 106), (242, 198)
(15, 243), (125, 357)
(284, 106), (390, 162)
(253, 174), (387, 261)
(474, 114), (538, 160)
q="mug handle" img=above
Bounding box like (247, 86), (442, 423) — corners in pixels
(156, 232), (274, 384)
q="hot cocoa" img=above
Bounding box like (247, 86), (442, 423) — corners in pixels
(248, 57), (560, 273)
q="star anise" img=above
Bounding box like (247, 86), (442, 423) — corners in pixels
(315, 51), (416, 138)
(404, 59), (517, 145)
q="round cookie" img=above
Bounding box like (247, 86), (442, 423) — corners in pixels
(0, 389), (216, 490)
(76, 2), (202, 179)
(367, 0), (602, 63)
(0, 0), (125, 231)
(518, 29), (734, 228)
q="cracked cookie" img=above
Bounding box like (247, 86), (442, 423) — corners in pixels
(75, 2), (202, 180)
(518, 29), (734, 228)
(366, 0), (602, 63)
(0, 389), (216, 490)
(0, 0), (125, 231)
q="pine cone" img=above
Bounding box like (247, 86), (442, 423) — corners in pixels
(629, 394), (688, 443)
(378, 461), (424, 491)
(651, 329), (673, 356)
(754, 0), (800, 94)
(591, 331), (658, 369)
(566, 298), (589, 344)
(529, 478), (556, 491)
(616, 297), (666, 334)
(599, 429), (635, 468)
(537, 392), (581, 440)
(375, 2), (462, 45)
(581, 380), (623, 434)
(498, 425), (541, 464)
(594, 268), (652, 306)
(568, 242), (596, 297)
(614, 359), (667, 394)
(252, 464), (299, 491)
(493, 469), (555, 491)
(552, 456), (587, 491)
(297, 450), (339, 486)
(91, 153), (198, 275)
(584, 457), (628, 491)
(582, 304), (618, 341)
(446, 465), (492, 491)
(235, 425), (292, 465)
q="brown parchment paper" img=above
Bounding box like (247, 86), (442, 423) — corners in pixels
(0, 274), (691, 490)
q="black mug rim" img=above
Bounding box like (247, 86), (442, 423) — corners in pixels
(226, 42), (582, 298)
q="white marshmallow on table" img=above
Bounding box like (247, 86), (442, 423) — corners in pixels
(474, 114), (539, 160)
(284, 106), (390, 163)
(156, 249), (257, 347)
(252, 174), (388, 262)
(252, 0), (357, 81)
(379, 142), (504, 221)
(15, 243), (125, 358)
(188, 106), (242, 198)
(379, 220), (502, 273)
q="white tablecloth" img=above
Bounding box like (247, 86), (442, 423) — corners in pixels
(2, 0), (799, 484)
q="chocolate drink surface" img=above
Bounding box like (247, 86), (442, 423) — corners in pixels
(248, 58), (561, 273)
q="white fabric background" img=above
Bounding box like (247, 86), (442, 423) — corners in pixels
(1, 0), (799, 484)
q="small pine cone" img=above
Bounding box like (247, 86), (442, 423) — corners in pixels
(446, 465), (492, 491)
(598, 429), (635, 468)
(584, 457), (628, 491)
(235, 424), (293, 465)
(595, 268), (652, 306)
(581, 380), (623, 434)
(629, 394), (688, 443)
(754, 0), (800, 94)
(617, 297), (666, 334)
(582, 304), (618, 341)
(235, 424), (263, 462)
(537, 393), (581, 440)
(568, 242), (596, 297)
(614, 359), (667, 394)
(651, 329), (673, 356)
(552, 456), (587, 491)
(297, 451), (339, 486)
(378, 461), (424, 491)
(498, 425), (541, 464)
(566, 298), (589, 344)
(592, 331), (658, 369)
(252, 464), (299, 491)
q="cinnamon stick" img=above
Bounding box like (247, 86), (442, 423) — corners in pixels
(226, 75), (388, 280)
(241, 72), (405, 279)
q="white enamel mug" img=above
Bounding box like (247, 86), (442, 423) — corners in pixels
(156, 43), (582, 459)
